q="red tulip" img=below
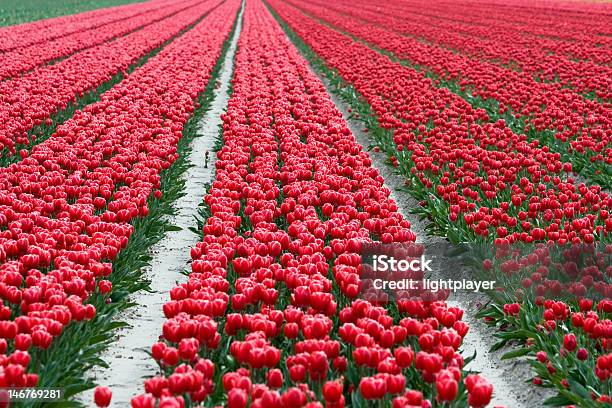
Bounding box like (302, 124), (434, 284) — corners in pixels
(563, 333), (577, 352)
(98, 280), (112, 295)
(267, 369), (283, 389)
(436, 378), (458, 402)
(464, 375), (493, 408)
(94, 386), (112, 407)
(323, 380), (343, 402)
(227, 388), (248, 408)
(359, 377), (387, 400)
(131, 394), (155, 408)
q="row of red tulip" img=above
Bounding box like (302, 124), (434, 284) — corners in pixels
(384, 0), (612, 47)
(478, 243), (612, 405)
(130, 1), (493, 407)
(309, 0), (612, 97)
(280, 0), (612, 186)
(267, 0), (611, 245)
(0, 0), (223, 160)
(0, 0), (204, 81)
(0, 0), (239, 392)
(0, 0), (179, 52)
(362, 0), (611, 62)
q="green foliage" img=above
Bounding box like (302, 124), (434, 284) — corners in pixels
(0, 0), (145, 27)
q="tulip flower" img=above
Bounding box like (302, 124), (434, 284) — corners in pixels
(93, 386), (112, 407)
(563, 333), (578, 352)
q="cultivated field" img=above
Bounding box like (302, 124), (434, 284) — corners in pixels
(0, 0), (610, 407)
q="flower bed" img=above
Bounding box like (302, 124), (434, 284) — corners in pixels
(132, 1), (492, 407)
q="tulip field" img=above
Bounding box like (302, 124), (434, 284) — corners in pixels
(0, 0), (610, 407)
